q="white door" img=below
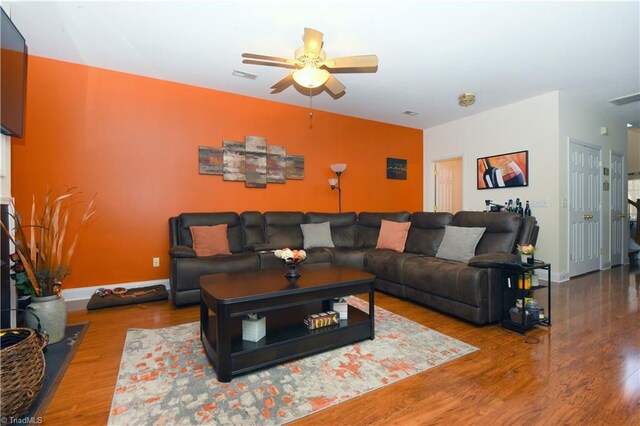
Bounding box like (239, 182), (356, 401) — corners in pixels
(610, 153), (625, 266)
(434, 158), (462, 213)
(569, 141), (601, 276)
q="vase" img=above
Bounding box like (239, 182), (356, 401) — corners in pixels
(25, 295), (67, 344)
(284, 262), (301, 279)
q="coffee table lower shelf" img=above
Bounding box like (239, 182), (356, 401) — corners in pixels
(202, 304), (373, 382)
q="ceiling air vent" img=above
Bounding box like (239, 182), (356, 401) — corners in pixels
(608, 92), (640, 106)
(402, 111), (419, 116)
(232, 70), (258, 80)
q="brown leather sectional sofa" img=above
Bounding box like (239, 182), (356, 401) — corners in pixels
(169, 211), (538, 324)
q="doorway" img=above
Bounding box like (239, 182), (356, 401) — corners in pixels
(610, 152), (625, 266)
(569, 139), (602, 277)
(434, 157), (463, 213)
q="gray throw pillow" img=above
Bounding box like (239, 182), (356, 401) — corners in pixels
(435, 225), (486, 262)
(301, 222), (335, 249)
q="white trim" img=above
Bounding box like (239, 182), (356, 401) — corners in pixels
(61, 279), (170, 302)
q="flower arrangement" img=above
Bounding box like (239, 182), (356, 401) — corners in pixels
(517, 244), (536, 255)
(1, 188), (97, 298)
(274, 248), (307, 264)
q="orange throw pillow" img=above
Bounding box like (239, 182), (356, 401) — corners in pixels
(376, 219), (411, 252)
(190, 224), (231, 256)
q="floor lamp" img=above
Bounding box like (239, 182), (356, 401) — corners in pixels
(329, 163), (347, 213)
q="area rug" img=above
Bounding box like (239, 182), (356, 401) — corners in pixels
(108, 299), (477, 425)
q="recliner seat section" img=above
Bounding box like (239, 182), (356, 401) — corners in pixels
(168, 212), (259, 305)
(168, 210), (538, 325)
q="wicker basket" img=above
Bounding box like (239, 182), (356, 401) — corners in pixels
(0, 327), (47, 419)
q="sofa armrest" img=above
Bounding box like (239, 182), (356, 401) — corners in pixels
(468, 252), (520, 268)
(170, 245), (197, 258)
(246, 243), (278, 252)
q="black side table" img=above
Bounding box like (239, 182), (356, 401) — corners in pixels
(499, 261), (551, 334)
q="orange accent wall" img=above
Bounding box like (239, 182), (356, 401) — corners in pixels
(12, 56), (423, 289)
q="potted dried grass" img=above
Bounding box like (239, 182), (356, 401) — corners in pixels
(1, 188), (96, 343)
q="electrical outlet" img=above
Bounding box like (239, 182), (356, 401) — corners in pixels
(153, 257), (160, 267)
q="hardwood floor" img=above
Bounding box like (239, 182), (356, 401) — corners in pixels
(44, 266), (639, 425)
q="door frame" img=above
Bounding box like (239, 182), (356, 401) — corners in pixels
(430, 153), (465, 212)
(610, 150), (626, 266)
(567, 137), (603, 275)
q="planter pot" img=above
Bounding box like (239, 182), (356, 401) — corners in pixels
(521, 254), (534, 264)
(24, 295), (67, 344)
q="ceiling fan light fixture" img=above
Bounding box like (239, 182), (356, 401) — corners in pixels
(292, 62), (330, 88)
(458, 92), (476, 107)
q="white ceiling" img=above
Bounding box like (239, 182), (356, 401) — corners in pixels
(4, 1), (640, 129)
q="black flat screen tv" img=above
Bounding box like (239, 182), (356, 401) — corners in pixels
(1, 7), (27, 138)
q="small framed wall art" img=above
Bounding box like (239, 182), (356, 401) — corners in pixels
(477, 150), (528, 190)
(387, 158), (407, 180)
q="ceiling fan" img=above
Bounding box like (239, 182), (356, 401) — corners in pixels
(241, 28), (378, 98)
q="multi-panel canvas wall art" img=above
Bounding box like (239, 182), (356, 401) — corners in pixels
(199, 136), (304, 188)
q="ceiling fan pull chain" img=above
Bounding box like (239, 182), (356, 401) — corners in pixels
(309, 88), (313, 129)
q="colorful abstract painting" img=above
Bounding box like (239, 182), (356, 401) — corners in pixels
(222, 140), (245, 182)
(205, 136), (303, 187)
(285, 155), (305, 180)
(245, 136), (267, 188)
(267, 145), (287, 183)
(198, 146), (223, 175)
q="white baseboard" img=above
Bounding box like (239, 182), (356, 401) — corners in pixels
(535, 269), (569, 283)
(62, 279), (170, 302)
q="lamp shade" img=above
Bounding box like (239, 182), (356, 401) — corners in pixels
(330, 164), (347, 173)
(328, 178), (338, 187)
(292, 63), (330, 88)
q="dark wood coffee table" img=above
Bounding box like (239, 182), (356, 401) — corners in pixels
(200, 263), (375, 382)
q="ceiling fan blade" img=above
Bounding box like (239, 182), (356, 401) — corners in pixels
(323, 55), (379, 70)
(242, 59), (297, 69)
(324, 75), (346, 96)
(303, 27), (324, 57)
(270, 74), (294, 94)
(242, 53), (292, 63)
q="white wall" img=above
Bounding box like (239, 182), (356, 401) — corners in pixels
(424, 92), (561, 277)
(558, 91), (629, 274)
(424, 90), (630, 282)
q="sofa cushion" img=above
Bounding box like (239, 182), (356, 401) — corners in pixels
(402, 256), (488, 307)
(452, 211), (522, 254)
(357, 212), (410, 248)
(178, 212), (244, 253)
(301, 222), (335, 249)
(240, 211), (265, 248)
(263, 211), (305, 249)
(436, 225), (486, 262)
(328, 247), (371, 269)
(190, 224), (232, 256)
(172, 253), (259, 291)
(305, 212), (357, 248)
(376, 220), (411, 252)
(405, 212), (453, 256)
(364, 250), (423, 283)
